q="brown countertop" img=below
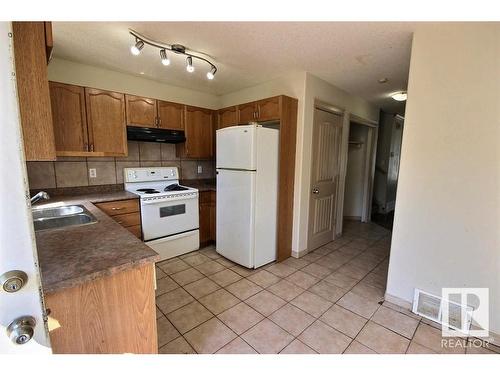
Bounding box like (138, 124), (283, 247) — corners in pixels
(34, 191), (159, 294)
(181, 178), (216, 192)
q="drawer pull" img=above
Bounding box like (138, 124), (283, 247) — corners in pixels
(111, 207), (124, 211)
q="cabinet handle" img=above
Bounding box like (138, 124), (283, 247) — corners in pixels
(90, 144), (94, 152)
(84, 143), (89, 152)
(158, 118), (162, 127)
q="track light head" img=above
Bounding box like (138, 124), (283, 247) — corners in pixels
(207, 66), (217, 80)
(186, 56), (194, 73)
(160, 49), (170, 66)
(130, 39), (144, 56)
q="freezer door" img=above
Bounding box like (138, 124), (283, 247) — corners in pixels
(216, 169), (255, 268)
(216, 125), (257, 170)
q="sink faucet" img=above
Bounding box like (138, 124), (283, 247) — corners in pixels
(30, 191), (50, 205)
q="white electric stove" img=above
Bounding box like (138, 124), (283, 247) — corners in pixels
(124, 167), (199, 261)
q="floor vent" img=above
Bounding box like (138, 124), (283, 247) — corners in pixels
(412, 289), (472, 334)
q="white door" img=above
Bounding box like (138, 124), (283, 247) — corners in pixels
(216, 125), (257, 170)
(0, 22), (51, 354)
(307, 108), (343, 251)
(216, 169), (255, 268)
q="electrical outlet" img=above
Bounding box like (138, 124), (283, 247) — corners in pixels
(197, 165), (203, 174)
(89, 168), (97, 178)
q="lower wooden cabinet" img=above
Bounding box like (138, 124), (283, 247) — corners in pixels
(45, 263), (157, 354)
(199, 191), (216, 246)
(95, 199), (142, 239)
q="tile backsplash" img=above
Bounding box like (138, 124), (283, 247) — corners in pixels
(26, 141), (215, 190)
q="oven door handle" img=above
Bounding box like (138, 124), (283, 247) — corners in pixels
(142, 195), (198, 205)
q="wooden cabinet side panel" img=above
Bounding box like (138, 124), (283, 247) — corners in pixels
(45, 264), (157, 354)
(49, 82), (88, 153)
(277, 96), (298, 262)
(12, 22), (56, 161)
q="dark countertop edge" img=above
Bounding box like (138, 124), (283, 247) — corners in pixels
(35, 191), (160, 295)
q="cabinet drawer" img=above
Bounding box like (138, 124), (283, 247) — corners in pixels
(95, 199), (139, 216)
(112, 212), (141, 227)
(126, 225), (142, 239)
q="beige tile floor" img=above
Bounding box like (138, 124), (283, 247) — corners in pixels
(155, 221), (498, 354)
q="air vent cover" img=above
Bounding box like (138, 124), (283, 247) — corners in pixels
(412, 289), (473, 334)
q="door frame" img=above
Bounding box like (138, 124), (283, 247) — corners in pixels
(307, 100), (345, 250)
(348, 115), (379, 223)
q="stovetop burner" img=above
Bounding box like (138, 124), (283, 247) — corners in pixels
(136, 188), (160, 194)
(164, 184), (189, 192)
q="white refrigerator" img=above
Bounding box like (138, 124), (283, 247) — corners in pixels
(216, 124), (279, 268)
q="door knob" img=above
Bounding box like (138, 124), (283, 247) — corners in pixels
(6, 316), (36, 345)
(312, 188), (319, 194)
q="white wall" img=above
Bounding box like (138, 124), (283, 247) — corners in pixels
(344, 123), (369, 218)
(48, 58), (220, 109)
(293, 73), (379, 254)
(386, 23), (500, 334)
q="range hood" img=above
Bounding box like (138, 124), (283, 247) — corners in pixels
(127, 126), (186, 144)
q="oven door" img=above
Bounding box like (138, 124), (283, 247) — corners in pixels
(141, 195), (199, 241)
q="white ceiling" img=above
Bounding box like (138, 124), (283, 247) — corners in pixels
(52, 22), (416, 114)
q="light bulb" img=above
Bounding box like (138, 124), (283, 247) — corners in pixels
(186, 56), (194, 73)
(160, 49), (170, 66)
(391, 91), (407, 101)
(130, 40), (144, 56)
(207, 66), (217, 80)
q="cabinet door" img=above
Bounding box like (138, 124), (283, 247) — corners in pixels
(218, 106), (238, 129)
(85, 88), (127, 156)
(12, 22), (56, 161)
(238, 102), (257, 124)
(157, 100), (184, 130)
(199, 202), (211, 245)
(256, 96), (280, 122)
(183, 106), (213, 158)
(125, 95), (157, 128)
(49, 82), (89, 153)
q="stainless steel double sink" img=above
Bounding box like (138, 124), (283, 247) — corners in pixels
(32, 205), (97, 232)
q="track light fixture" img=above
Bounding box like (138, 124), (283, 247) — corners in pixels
(160, 49), (170, 66)
(186, 56), (194, 72)
(128, 29), (217, 80)
(207, 66), (217, 80)
(130, 39), (144, 56)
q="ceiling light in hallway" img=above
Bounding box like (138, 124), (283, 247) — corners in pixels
(391, 91), (407, 101)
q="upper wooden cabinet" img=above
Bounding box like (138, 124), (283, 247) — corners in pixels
(238, 102), (257, 124)
(237, 96), (280, 124)
(13, 22), (56, 161)
(50, 82), (88, 153)
(217, 106), (238, 129)
(177, 106), (213, 159)
(255, 97), (280, 122)
(157, 100), (184, 131)
(85, 88), (127, 156)
(125, 95), (156, 128)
